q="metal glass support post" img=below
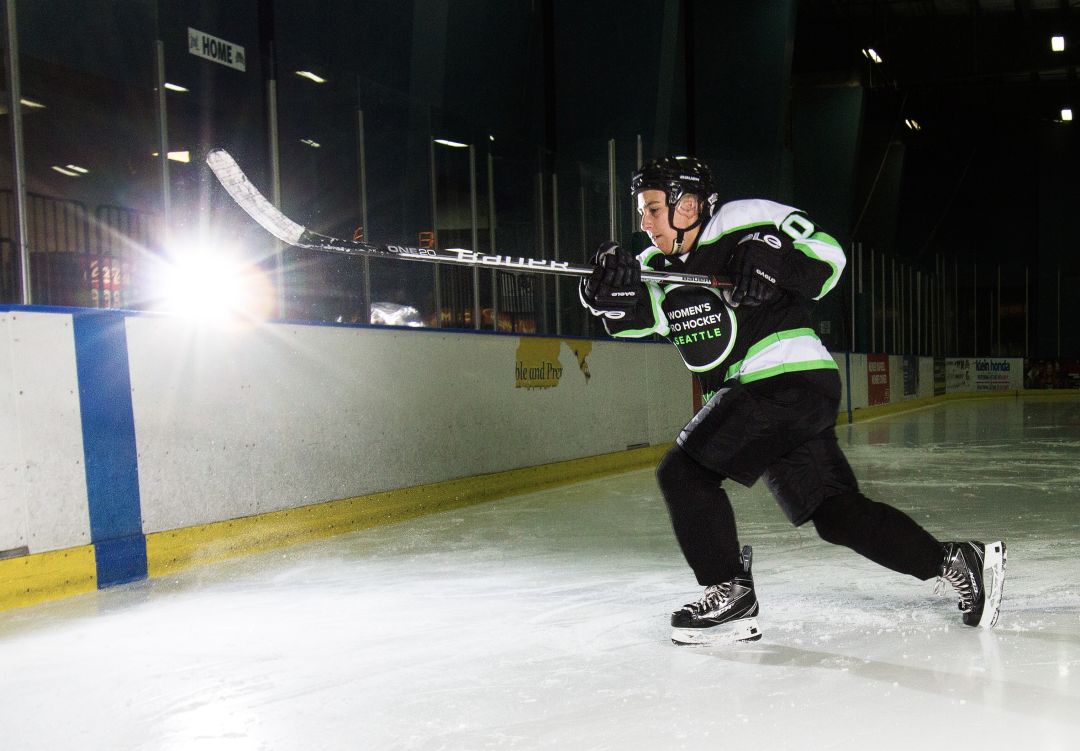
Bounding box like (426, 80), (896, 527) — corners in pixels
(607, 139), (617, 240)
(1024, 266), (1029, 358)
(943, 256), (949, 354)
(996, 264), (1002, 355)
(908, 265), (913, 353)
(973, 260), (977, 357)
(935, 271), (940, 356)
(918, 271), (923, 355)
(936, 273), (941, 356)
(488, 150), (498, 331)
(266, 47), (285, 319)
(580, 176), (589, 337)
(891, 257), (897, 353)
(954, 256), (959, 356)
(937, 256), (942, 354)
(5, 0), (30, 303)
(900, 263), (905, 354)
(909, 266), (914, 354)
(881, 253), (887, 351)
(552, 172), (561, 335)
(536, 169), (548, 333)
(927, 275), (931, 356)
(468, 144), (480, 330)
(876, 250), (885, 347)
(634, 134), (643, 237)
(909, 266), (914, 353)
(870, 248), (876, 353)
(357, 108), (371, 325)
(849, 243), (855, 352)
(897, 262), (903, 353)
(929, 272), (934, 356)
(155, 40), (171, 242)
(428, 134), (441, 327)
(935, 256), (940, 354)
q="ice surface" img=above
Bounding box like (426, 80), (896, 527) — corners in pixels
(1, 396), (1078, 750)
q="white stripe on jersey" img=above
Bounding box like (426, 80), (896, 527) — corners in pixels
(699, 199), (847, 300)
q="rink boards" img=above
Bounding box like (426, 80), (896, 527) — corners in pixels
(0, 307), (1024, 609)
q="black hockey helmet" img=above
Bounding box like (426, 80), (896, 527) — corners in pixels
(630, 155), (717, 215)
(631, 156), (718, 252)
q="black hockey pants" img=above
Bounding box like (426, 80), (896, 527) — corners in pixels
(656, 446), (943, 585)
(655, 371), (943, 586)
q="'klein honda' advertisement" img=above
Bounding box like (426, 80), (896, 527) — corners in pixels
(945, 358), (1023, 392)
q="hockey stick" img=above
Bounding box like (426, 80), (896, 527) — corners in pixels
(206, 149), (730, 289)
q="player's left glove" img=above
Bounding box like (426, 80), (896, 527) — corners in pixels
(579, 241), (643, 319)
(725, 234), (787, 307)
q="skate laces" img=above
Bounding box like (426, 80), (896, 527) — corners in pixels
(688, 582), (732, 614)
(935, 548), (975, 612)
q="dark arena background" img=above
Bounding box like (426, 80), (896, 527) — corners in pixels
(0, 2), (1077, 749)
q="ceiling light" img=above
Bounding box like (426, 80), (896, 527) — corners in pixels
(434, 138), (468, 148)
(295, 70), (326, 83)
(1063, 109), (1074, 122)
(65, 164), (89, 174)
(52, 166), (81, 177)
(164, 82), (189, 92)
(904, 119), (922, 131)
(19, 97), (45, 109)
(862, 48), (883, 64)
(151, 151), (191, 162)
(300, 138), (321, 148)
(1051, 36), (1065, 53)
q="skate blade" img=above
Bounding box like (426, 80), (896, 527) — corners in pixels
(978, 541), (1007, 629)
(671, 617), (762, 646)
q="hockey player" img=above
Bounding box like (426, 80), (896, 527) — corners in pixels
(579, 155), (1006, 645)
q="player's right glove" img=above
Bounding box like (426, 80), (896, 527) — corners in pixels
(579, 241), (642, 319)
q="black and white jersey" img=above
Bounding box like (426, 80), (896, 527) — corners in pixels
(605, 199), (846, 400)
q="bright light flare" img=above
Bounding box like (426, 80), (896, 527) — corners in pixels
(152, 244), (274, 324)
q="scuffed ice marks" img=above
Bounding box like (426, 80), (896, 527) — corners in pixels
(844, 439), (1080, 492)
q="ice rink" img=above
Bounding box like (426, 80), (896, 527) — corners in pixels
(1, 395), (1078, 750)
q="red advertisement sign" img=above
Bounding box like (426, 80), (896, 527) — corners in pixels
(867, 354), (890, 406)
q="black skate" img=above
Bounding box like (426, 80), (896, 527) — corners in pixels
(671, 545), (762, 646)
(936, 541), (1007, 628)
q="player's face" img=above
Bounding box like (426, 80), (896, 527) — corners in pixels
(637, 189), (700, 255)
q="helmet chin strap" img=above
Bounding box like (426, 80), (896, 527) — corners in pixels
(672, 227), (688, 255)
(668, 205), (704, 255)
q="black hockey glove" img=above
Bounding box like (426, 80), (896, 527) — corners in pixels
(725, 234), (786, 307)
(580, 241), (642, 319)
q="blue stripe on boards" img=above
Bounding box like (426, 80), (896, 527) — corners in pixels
(71, 311), (147, 588)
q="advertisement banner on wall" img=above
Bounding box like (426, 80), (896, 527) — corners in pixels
(973, 358), (1021, 390)
(933, 357), (947, 396)
(946, 358), (1022, 392)
(514, 338), (592, 390)
(946, 359), (972, 391)
(867, 354), (890, 405)
(902, 355), (919, 397)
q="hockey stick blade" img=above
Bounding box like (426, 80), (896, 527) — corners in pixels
(207, 149), (305, 246)
(206, 148), (729, 288)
